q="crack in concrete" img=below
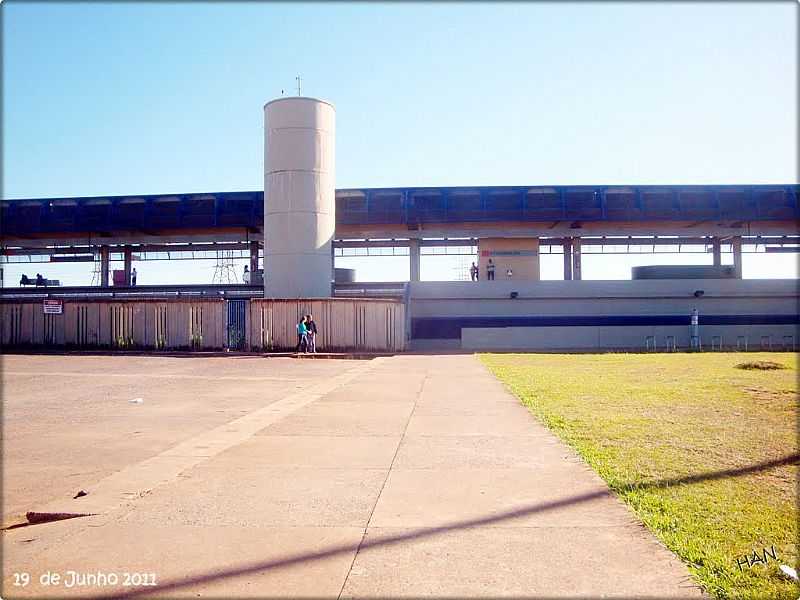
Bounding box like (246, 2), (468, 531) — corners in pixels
(337, 367), (428, 599)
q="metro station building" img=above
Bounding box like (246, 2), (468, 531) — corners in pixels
(1, 98), (798, 352)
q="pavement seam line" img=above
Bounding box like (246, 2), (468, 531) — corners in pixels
(337, 366), (428, 599)
(23, 359), (380, 522)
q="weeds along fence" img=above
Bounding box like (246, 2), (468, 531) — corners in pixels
(0, 298), (405, 352)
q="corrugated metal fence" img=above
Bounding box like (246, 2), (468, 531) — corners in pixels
(0, 298), (405, 352)
(249, 299), (405, 352)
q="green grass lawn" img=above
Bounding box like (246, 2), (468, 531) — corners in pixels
(480, 352), (798, 600)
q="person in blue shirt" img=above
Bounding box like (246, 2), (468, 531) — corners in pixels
(296, 318), (308, 353)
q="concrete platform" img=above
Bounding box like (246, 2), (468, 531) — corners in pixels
(1, 353), (702, 598)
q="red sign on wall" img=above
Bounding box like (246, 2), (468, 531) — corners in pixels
(481, 250), (538, 257)
(43, 299), (63, 315)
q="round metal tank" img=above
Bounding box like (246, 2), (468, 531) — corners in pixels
(264, 97), (335, 297)
(632, 265), (736, 280)
(334, 267), (356, 283)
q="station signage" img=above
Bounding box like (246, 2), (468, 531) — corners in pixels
(480, 250), (538, 257)
(42, 299), (63, 315)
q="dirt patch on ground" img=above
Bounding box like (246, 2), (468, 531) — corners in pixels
(735, 360), (787, 371)
(741, 386), (797, 404)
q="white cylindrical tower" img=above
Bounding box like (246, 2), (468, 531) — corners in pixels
(264, 97), (335, 297)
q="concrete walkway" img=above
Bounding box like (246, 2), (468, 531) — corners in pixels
(2, 355), (701, 598)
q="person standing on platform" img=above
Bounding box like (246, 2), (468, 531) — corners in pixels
(296, 317), (308, 353)
(486, 259), (495, 281)
(243, 265), (250, 284)
(470, 262), (478, 281)
(305, 314), (318, 353)
(131, 267), (137, 286)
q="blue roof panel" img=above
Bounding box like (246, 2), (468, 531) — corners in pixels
(1, 185), (797, 237)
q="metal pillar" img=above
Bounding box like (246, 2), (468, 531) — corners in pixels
(690, 308), (701, 349)
(712, 237), (722, 266)
(100, 245), (110, 287)
(249, 241), (259, 274)
(123, 247), (132, 285)
(563, 238), (572, 281)
(409, 238), (421, 282)
(732, 236), (743, 278)
(571, 237), (582, 281)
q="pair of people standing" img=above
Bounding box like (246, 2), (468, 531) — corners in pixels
(469, 260), (495, 281)
(296, 314), (318, 353)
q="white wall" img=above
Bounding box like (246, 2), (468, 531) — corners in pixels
(409, 279), (799, 351)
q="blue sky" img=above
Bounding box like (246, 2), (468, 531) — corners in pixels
(2, 1), (797, 284)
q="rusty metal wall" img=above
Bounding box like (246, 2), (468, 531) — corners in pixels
(0, 299), (224, 351)
(249, 298), (405, 352)
(0, 297), (404, 352)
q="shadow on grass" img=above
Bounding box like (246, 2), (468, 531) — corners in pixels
(93, 453), (799, 599)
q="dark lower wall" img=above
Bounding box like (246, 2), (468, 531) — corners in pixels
(412, 313), (800, 340)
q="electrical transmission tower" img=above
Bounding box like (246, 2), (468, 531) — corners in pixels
(90, 251), (102, 286)
(453, 255), (471, 281)
(212, 250), (239, 284)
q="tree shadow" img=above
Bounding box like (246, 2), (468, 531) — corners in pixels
(97, 452), (799, 599)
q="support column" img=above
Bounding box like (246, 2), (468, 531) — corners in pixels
(100, 245), (110, 287)
(123, 247), (132, 286)
(731, 235), (743, 278)
(409, 238), (421, 282)
(249, 241), (259, 275)
(571, 237), (582, 281)
(711, 237), (722, 267)
(563, 238), (573, 281)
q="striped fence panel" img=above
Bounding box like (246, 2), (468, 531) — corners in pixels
(0, 298), (226, 351)
(248, 298), (405, 352)
(1, 297), (405, 352)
